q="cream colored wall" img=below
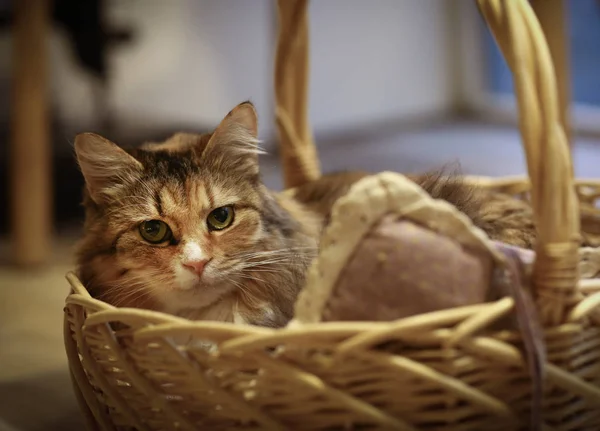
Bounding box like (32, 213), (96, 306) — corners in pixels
(0, 0), (459, 149)
(106, 0), (275, 136)
(308, 0), (456, 133)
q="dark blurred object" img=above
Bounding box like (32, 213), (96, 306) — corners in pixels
(0, 0), (135, 252)
(0, 0), (134, 80)
(53, 0), (134, 80)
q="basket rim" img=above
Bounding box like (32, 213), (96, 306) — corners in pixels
(65, 270), (600, 336)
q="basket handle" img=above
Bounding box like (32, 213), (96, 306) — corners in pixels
(274, 0), (321, 188)
(477, 0), (581, 325)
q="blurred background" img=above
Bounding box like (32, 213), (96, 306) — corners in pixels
(1, 0), (599, 430)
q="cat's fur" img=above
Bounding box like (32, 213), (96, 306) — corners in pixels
(75, 102), (321, 327)
(75, 101), (536, 328)
(289, 169), (536, 249)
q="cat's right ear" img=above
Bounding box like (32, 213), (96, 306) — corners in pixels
(74, 133), (143, 203)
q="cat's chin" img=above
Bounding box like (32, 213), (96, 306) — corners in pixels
(173, 263), (229, 292)
(156, 279), (237, 317)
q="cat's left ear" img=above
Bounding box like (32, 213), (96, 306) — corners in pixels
(202, 102), (263, 172)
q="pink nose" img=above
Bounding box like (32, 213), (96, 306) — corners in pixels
(182, 259), (210, 276)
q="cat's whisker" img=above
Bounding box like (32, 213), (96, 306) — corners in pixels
(245, 252), (317, 260)
(237, 274), (267, 285)
(230, 247), (315, 257)
(224, 277), (258, 299)
(241, 252), (315, 260)
(239, 259), (313, 269)
(231, 247), (317, 259)
(112, 289), (153, 307)
(109, 277), (172, 307)
(244, 269), (298, 274)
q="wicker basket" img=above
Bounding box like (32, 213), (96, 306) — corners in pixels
(64, 0), (600, 430)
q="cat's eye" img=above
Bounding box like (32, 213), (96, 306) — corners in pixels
(139, 220), (173, 244)
(207, 206), (234, 231)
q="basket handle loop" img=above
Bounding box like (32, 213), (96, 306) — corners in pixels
(274, 0), (321, 188)
(477, 0), (581, 325)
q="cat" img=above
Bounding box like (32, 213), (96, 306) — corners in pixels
(75, 101), (536, 328)
(287, 169), (536, 249)
(75, 102), (322, 327)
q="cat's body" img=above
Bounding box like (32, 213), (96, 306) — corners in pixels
(287, 169), (536, 249)
(75, 102), (536, 328)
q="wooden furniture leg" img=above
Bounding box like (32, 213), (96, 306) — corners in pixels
(10, 0), (52, 265)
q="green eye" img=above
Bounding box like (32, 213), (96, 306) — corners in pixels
(207, 206), (234, 231)
(139, 220), (172, 244)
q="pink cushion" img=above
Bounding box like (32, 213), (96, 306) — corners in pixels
(322, 215), (493, 322)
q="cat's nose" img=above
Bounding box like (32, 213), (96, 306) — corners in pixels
(182, 259), (210, 276)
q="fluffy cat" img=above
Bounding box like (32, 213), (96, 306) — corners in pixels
(75, 101), (536, 327)
(75, 102), (321, 327)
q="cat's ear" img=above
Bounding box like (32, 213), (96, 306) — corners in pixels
(74, 133), (143, 203)
(202, 102), (263, 171)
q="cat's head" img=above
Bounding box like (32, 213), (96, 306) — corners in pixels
(75, 102), (284, 315)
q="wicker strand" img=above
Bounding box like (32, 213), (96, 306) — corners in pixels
(64, 309), (114, 431)
(94, 323), (198, 431)
(72, 307), (150, 430)
(274, 0), (320, 188)
(246, 353), (415, 430)
(154, 338), (288, 430)
(356, 351), (517, 421)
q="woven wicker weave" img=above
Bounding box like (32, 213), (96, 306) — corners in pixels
(64, 0), (600, 429)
